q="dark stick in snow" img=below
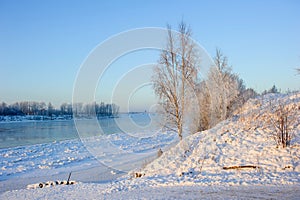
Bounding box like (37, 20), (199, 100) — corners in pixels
(67, 172), (72, 184)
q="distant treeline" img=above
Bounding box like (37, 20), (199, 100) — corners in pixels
(0, 101), (119, 117)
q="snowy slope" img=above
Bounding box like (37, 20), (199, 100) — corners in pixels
(105, 92), (300, 192)
(137, 93), (300, 184)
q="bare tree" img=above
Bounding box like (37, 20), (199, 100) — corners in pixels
(47, 102), (54, 119)
(268, 99), (298, 148)
(152, 22), (198, 140)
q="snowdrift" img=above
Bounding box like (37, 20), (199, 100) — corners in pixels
(106, 92), (300, 192)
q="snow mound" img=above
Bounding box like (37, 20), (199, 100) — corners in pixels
(106, 92), (300, 192)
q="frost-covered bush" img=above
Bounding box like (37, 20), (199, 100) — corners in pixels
(267, 99), (298, 148)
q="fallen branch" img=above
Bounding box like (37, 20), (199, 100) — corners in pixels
(223, 165), (259, 170)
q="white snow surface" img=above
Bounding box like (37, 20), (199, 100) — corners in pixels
(1, 92), (300, 199)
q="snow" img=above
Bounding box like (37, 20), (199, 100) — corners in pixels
(2, 184), (300, 199)
(1, 92), (300, 199)
(128, 92), (300, 186)
(0, 139), (94, 180)
(0, 129), (177, 193)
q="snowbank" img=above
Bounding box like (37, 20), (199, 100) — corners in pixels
(133, 92), (300, 184)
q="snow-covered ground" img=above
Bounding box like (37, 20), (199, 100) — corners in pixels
(2, 184), (300, 199)
(0, 130), (177, 193)
(1, 92), (300, 199)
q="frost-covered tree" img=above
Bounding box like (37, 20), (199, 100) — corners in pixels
(195, 82), (211, 131)
(197, 49), (241, 131)
(207, 49), (239, 126)
(227, 78), (258, 116)
(153, 22), (198, 140)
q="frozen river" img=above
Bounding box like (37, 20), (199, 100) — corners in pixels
(0, 113), (160, 149)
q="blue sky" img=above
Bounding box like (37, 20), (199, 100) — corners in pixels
(0, 0), (299, 111)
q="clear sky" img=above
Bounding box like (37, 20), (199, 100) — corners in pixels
(1, 0), (299, 111)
